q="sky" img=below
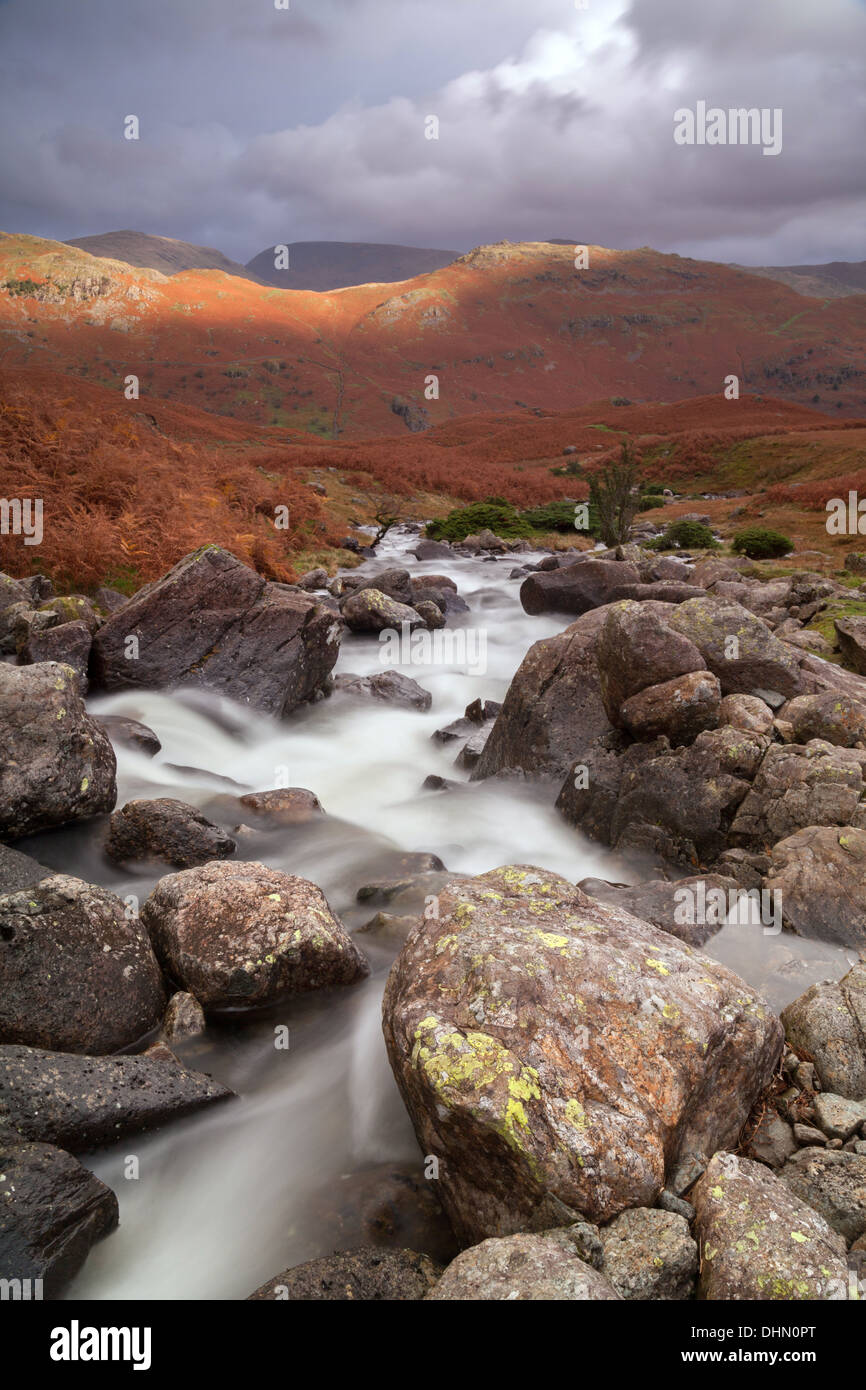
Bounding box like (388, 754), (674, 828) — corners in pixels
(0, 0), (863, 267)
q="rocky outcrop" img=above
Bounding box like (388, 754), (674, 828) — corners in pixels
(764, 826), (866, 947)
(382, 865), (782, 1243)
(692, 1153), (848, 1300)
(668, 596), (802, 699)
(595, 600), (705, 725)
(90, 546), (341, 717)
(141, 861), (369, 1013)
(0, 662), (116, 840)
(0, 875), (166, 1054)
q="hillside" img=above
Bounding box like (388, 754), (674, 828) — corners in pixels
(246, 240), (459, 291)
(66, 230), (260, 282)
(1, 233), (864, 442)
(736, 259), (866, 300)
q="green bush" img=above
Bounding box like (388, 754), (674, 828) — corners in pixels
(520, 500), (600, 535)
(731, 526), (792, 559)
(650, 519), (718, 551)
(427, 501), (533, 542)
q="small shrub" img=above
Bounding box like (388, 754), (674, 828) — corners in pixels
(651, 519), (718, 550)
(731, 526), (792, 559)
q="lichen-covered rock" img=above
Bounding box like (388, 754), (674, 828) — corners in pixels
(519, 559), (639, 616)
(106, 798), (236, 869)
(0, 662), (116, 840)
(141, 861), (369, 1013)
(595, 600), (704, 726)
(425, 1228), (621, 1300)
(382, 866), (782, 1243)
(730, 741), (866, 847)
(472, 606), (613, 781)
(619, 670), (721, 744)
(0, 875), (166, 1054)
(249, 1246), (441, 1300)
(834, 616), (866, 676)
(0, 1045), (233, 1151)
(19, 620), (92, 691)
(340, 588), (424, 633)
(692, 1153), (848, 1300)
(780, 1149), (866, 1244)
(599, 1207), (698, 1300)
(90, 546), (341, 717)
(668, 596), (802, 699)
(783, 691), (866, 748)
(351, 569), (415, 607)
(162, 991), (206, 1041)
(718, 693), (775, 734)
(780, 963), (866, 1100)
(0, 1139), (119, 1296)
(764, 826), (866, 947)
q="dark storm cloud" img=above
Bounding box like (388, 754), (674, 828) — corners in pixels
(0, 0), (862, 265)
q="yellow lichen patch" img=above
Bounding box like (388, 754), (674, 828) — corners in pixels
(564, 1098), (590, 1131)
(535, 931), (570, 950)
(645, 958), (670, 976)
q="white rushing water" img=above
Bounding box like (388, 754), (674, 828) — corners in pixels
(49, 528), (853, 1300)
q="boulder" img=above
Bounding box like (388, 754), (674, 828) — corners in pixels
(619, 670), (721, 744)
(783, 691), (866, 748)
(692, 1153), (848, 1300)
(599, 1207), (698, 1300)
(0, 844), (50, 896)
(340, 589), (424, 634)
(141, 861), (369, 1013)
(718, 693), (774, 735)
(351, 569), (415, 607)
(0, 1045), (233, 1151)
(90, 546), (341, 717)
(595, 600), (704, 725)
(730, 741), (866, 848)
(744, 1109), (797, 1169)
(764, 826), (866, 947)
(413, 540), (453, 560)
(95, 715), (161, 757)
(780, 963), (866, 1101)
(577, 874), (742, 948)
(0, 662), (116, 840)
(0, 1139), (118, 1296)
(425, 1228), (621, 1301)
(335, 670), (432, 711)
(812, 1093), (866, 1142)
(19, 620), (92, 691)
(162, 991), (206, 1041)
(105, 799), (236, 869)
(668, 597), (802, 699)
(382, 866), (782, 1242)
(520, 559), (639, 617)
(236, 788), (325, 826)
(414, 600), (446, 629)
(249, 1246), (441, 1301)
(0, 875), (166, 1054)
(780, 1149), (866, 1244)
(834, 616), (866, 675)
(472, 606), (613, 781)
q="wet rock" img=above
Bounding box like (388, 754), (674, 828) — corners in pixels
(599, 1207), (698, 1300)
(91, 546), (341, 717)
(425, 1229), (621, 1301)
(0, 844), (51, 896)
(141, 861), (369, 1013)
(693, 1153), (848, 1300)
(236, 788), (325, 826)
(162, 992), (206, 1041)
(106, 799), (236, 869)
(413, 540), (453, 560)
(382, 865), (782, 1242)
(520, 559), (640, 617)
(595, 600), (704, 725)
(0, 874), (165, 1054)
(718, 693), (775, 734)
(335, 670), (432, 711)
(0, 1139), (118, 1296)
(619, 670), (721, 744)
(812, 1094), (866, 1143)
(780, 1149), (866, 1243)
(577, 874), (742, 948)
(94, 715), (161, 757)
(730, 741), (866, 848)
(764, 826), (866, 947)
(455, 727), (491, 770)
(783, 691), (866, 748)
(413, 599), (446, 630)
(473, 606), (613, 781)
(19, 620), (92, 691)
(0, 662), (116, 840)
(307, 1161), (458, 1266)
(781, 963), (866, 1100)
(340, 588), (424, 633)
(351, 569), (415, 607)
(356, 867), (454, 911)
(249, 1246), (441, 1300)
(0, 1045), (233, 1151)
(668, 596), (802, 699)
(357, 911), (419, 944)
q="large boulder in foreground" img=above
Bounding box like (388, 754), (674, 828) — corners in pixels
(0, 662), (116, 840)
(780, 962), (866, 1101)
(0, 875), (166, 1054)
(90, 546), (341, 717)
(472, 607), (613, 781)
(0, 1139), (118, 1296)
(425, 1229), (621, 1301)
(141, 861), (369, 1013)
(0, 1046), (233, 1151)
(692, 1153), (848, 1300)
(382, 866), (782, 1244)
